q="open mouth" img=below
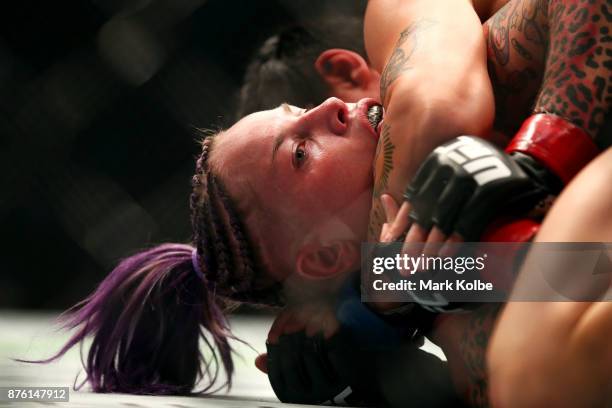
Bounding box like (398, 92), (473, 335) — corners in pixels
(367, 104), (383, 132)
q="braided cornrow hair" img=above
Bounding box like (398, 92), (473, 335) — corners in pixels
(190, 135), (284, 306)
(28, 136), (283, 395)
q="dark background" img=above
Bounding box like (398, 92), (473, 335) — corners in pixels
(0, 0), (366, 310)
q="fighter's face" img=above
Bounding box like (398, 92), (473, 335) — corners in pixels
(211, 97), (383, 278)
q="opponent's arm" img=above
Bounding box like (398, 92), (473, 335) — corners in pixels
(430, 304), (501, 408)
(488, 148), (612, 408)
(364, 0), (495, 240)
(389, 0), (608, 245)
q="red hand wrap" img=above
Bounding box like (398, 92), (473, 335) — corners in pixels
(480, 217), (540, 294)
(481, 217), (540, 243)
(506, 114), (599, 185)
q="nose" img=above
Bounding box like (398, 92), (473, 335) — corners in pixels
(301, 97), (349, 136)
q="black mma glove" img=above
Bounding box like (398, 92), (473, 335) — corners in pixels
(405, 135), (561, 241)
(266, 330), (384, 406)
(266, 329), (460, 407)
(265, 277), (458, 406)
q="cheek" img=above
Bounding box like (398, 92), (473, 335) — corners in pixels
(309, 159), (373, 240)
(285, 140), (374, 216)
(336, 144), (375, 184)
(311, 153), (373, 210)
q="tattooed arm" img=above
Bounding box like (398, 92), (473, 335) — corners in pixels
(429, 304), (501, 408)
(364, 0), (495, 240)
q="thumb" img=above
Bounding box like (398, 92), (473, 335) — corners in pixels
(255, 353), (268, 374)
(381, 195), (412, 242)
(381, 193), (400, 223)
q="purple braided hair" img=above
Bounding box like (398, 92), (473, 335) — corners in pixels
(21, 133), (283, 395)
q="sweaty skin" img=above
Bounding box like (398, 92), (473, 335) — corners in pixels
(533, 0), (612, 141)
(484, 0), (550, 135)
(364, 0), (495, 241)
(254, 1), (610, 405)
(485, 0), (612, 145)
(371, 0), (612, 406)
(366, 0), (611, 241)
(488, 148), (612, 408)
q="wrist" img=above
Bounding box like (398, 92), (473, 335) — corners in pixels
(506, 114), (599, 185)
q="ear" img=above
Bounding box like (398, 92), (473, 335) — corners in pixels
(295, 240), (360, 280)
(315, 48), (373, 90)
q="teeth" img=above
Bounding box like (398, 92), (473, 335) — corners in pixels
(367, 105), (383, 130)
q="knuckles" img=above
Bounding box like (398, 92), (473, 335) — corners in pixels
(404, 135), (541, 240)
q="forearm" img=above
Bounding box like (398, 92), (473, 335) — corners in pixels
(365, 0), (494, 240)
(534, 0), (612, 147)
(427, 304), (501, 408)
(368, 79), (494, 239)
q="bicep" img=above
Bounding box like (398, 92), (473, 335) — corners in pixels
(365, 0), (493, 135)
(365, 0), (485, 86)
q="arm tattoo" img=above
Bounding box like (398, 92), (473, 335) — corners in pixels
(368, 124), (395, 240)
(373, 124), (395, 198)
(368, 200), (386, 240)
(489, 5), (512, 67)
(485, 0), (549, 135)
(459, 303), (502, 408)
(379, 20), (436, 104)
(369, 19), (434, 240)
(535, 0), (612, 146)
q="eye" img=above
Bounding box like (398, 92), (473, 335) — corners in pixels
(292, 140), (308, 168)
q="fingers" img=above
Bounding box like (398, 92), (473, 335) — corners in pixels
(398, 224), (428, 277)
(321, 309), (340, 339)
(269, 304), (339, 345)
(424, 227), (447, 257)
(445, 233), (464, 244)
(305, 310), (326, 338)
(255, 353), (268, 374)
(282, 315), (309, 336)
(380, 194), (399, 243)
(401, 226), (450, 275)
(380, 196), (412, 242)
(304, 305), (339, 339)
(404, 223), (428, 244)
(268, 309), (295, 344)
(426, 227), (447, 245)
(440, 232), (464, 257)
(381, 193), (400, 223)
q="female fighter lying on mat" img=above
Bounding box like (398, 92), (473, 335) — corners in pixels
(240, 0), (610, 405)
(35, 97), (391, 396)
(31, 1), (494, 401)
(36, 97), (607, 404)
(35, 0), (609, 405)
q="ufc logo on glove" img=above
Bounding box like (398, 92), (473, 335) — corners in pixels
(404, 135), (554, 241)
(434, 136), (512, 185)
